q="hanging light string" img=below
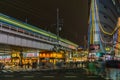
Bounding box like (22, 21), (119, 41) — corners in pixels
(88, 0), (104, 52)
(88, 1), (93, 48)
(90, 0), (95, 44)
(94, 0), (105, 52)
(99, 34), (113, 43)
(115, 28), (120, 54)
(95, 0), (119, 36)
(89, 0), (99, 44)
(94, 0), (113, 44)
(95, 0), (120, 53)
(88, 0), (93, 45)
(95, 0), (111, 52)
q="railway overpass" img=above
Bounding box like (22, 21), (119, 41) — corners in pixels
(0, 13), (78, 64)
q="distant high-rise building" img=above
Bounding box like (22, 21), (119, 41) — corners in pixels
(88, 0), (120, 55)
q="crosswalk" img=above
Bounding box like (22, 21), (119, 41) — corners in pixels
(0, 70), (14, 73)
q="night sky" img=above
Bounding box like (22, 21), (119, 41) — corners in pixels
(0, 0), (88, 46)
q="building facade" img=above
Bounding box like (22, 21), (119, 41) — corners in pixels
(88, 0), (119, 58)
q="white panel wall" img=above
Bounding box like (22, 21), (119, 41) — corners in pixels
(21, 38), (27, 47)
(8, 35), (15, 45)
(0, 32), (54, 50)
(15, 37), (21, 46)
(0, 33), (7, 43)
(26, 40), (32, 47)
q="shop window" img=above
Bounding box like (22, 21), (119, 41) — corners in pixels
(11, 27), (17, 31)
(104, 35), (106, 38)
(104, 15), (108, 19)
(35, 34), (39, 38)
(24, 31), (29, 35)
(117, 7), (120, 14)
(99, 0), (103, 4)
(112, 0), (116, 5)
(104, 25), (107, 28)
(18, 28), (24, 33)
(2, 25), (10, 29)
(30, 33), (34, 36)
(104, 6), (107, 9)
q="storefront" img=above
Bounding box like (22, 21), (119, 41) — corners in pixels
(0, 55), (11, 63)
(39, 52), (64, 64)
(23, 53), (39, 65)
(11, 52), (20, 65)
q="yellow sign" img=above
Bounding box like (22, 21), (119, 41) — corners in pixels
(105, 47), (110, 51)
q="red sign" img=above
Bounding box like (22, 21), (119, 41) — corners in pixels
(89, 44), (100, 50)
(27, 53), (34, 57)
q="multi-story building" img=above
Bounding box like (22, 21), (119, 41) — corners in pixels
(88, 0), (120, 58)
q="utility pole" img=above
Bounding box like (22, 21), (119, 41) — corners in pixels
(53, 8), (63, 52)
(57, 8), (60, 47)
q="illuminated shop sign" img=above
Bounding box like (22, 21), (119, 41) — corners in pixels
(12, 53), (20, 57)
(23, 53), (39, 57)
(39, 53), (63, 58)
(0, 56), (2, 59)
(68, 45), (75, 49)
(0, 55), (11, 60)
(89, 44), (100, 50)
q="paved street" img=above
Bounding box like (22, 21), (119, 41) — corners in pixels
(0, 69), (105, 80)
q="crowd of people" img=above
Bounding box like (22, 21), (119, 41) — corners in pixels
(1, 55), (120, 80)
(0, 60), (38, 70)
(85, 56), (120, 80)
(0, 62), (5, 70)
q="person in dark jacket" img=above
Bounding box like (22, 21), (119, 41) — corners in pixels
(109, 57), (118, 80)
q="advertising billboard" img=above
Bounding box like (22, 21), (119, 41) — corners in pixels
(89, 44), (100, 51)
(23, 53), (39, 57)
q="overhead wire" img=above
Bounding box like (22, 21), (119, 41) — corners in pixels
(6, 0), (56, 19)
(90, 0), (94, 44)
(0, 1), (78, 46)
(0, 0), (50, 22)
(2, 0), (41, 14)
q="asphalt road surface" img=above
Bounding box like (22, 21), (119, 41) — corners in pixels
(0, 69), (105, 80)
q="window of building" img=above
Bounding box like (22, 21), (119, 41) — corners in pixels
(104, 15), (108, 19)
(112, 0), (116, 5)
(104, 6), (107, 9)
(11, 27), (17, 31)
(104, 25), (107, 29)
(117, 7), (120, 14)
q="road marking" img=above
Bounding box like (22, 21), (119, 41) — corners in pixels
(64, 76), (77, 78)
(2, 70), (8, 72)
(43, 76), (55, 78)
(50, 72), (57, 74)
(23, 76), (34, 78)
(20, 73), (28, 74)
(66, 72), (74, 74)
(36, 72), (42, 74)
(87, 76), (98, 77)
(7, 70), (13, 72)
(4, 75), (14, 77)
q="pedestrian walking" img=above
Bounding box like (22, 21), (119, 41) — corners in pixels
(88, 60), (96, 75)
